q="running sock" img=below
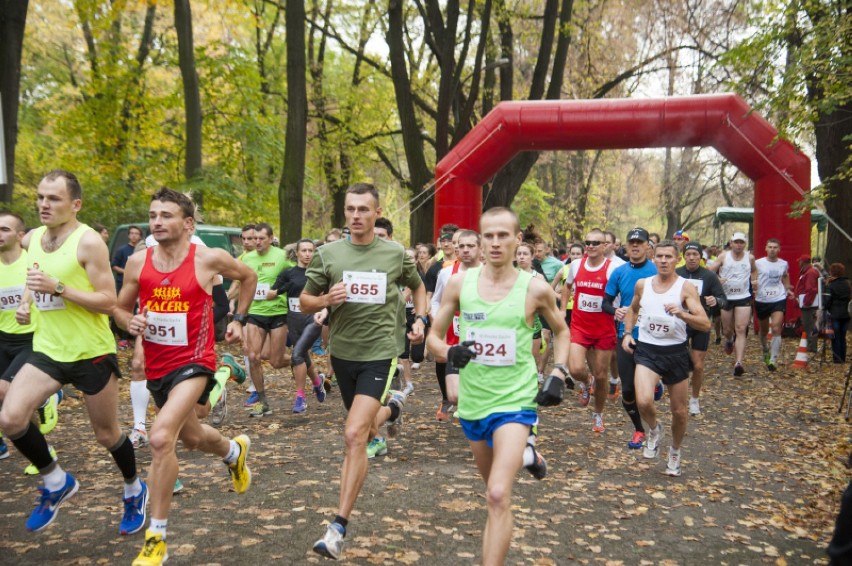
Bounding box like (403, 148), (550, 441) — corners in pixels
(43, 464), (68, 492)
(149, 518), (168, 539)
(522, 444), (537, 467)
(296, 389), (305, 398)
(224, 439), (241, 464)
(333, 516), (348, 531)
(257, 391), (267, 404)
(109, 434), (138, 482)
(388, 403), (401, 422)
(622, 398), (644, 433)
(435, 362), (448, 400)
(311, 375), (322, 387)
(609, 376), (618, 385)
(124, 477), (143, 498)
(130, 380), (150, 431)
(771, 335), (782, 360)
(8, 422), (54, 471)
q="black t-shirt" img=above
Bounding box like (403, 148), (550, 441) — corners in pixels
(424, 261), (445, 293)
(273, 265), (308, 298)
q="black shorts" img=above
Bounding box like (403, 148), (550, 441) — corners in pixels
(287, 311), (314, 345)
(331, 356), (396, 411)
(147, 363), (215, 409)
(0, 331), (34, 382)
(26, 351), (121, 395)
(565, 309), (572, 328)
(539, 315), (551, 332)
(723, 296), (753, 310)
(755, 300), (786, 321)
(247, 313), (288, 332)
(686, 327), (710, 352)
(634, 342), (691, 386)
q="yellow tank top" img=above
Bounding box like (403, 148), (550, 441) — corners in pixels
(0, 250), (37, 334)
(28, 224), (115, 361)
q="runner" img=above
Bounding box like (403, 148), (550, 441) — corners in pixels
(602, 230), (626, 399)
(794, 253), (821, 353)
(241, 222), (293, 416)
(427, 206), (570, 566)
(563, 229), (618, 432)
(0, 170), (143, 534)
(676, 241), (727, 415)
(602, 228), (657, 449)
(754, 238), (793, 371)
(301, 183), (426, 560)
(426, 228), (460, 421)
(621, 239), (710, 477)
(271, 238), (326, 413)
(710, 232), (757, 376)
(115, 187), (256, 566)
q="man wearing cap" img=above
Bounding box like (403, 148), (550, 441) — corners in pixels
(676, 241), (726, 415)
(709, 232), (757, 376)
(794, 253), (821, 353)
(755, 239), (794, 369)
(602, 228), (657, 448)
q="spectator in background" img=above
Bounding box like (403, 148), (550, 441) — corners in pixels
(93, 223), (110, 244)
(825, 263), (851, 363)
(111, 225), (143, 293)
(795, 254), (821, 353)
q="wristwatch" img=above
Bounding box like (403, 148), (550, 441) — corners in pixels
(417, 315), (430, 326)
(233, 313), (248, 325)
(54, 280), (65, 295)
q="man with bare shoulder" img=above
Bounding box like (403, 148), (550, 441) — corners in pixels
(114, 188), (257, 566)
(427, 207), (570, 566)
(621, 240), (710, 477)
(0, 170), (143, 535)
(301, 183), (427, 560)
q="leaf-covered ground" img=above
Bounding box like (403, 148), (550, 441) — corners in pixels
(0, 334), (849, 565)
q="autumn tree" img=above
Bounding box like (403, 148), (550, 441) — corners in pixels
(0, 0), (29, 204)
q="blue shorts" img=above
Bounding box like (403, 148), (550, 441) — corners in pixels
(459, 410), (538, 448)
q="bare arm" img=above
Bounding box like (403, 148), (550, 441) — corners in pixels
(532, 277), (569, 369)
(620, 280), (645, 353)
(674, 281), (711, 332)
(425, 274), (463, 362)
(708, 252), (724, 274)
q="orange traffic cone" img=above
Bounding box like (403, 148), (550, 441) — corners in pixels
(792, 332), (809, 369)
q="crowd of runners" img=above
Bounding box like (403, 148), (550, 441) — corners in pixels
(0, 170), (848, 565)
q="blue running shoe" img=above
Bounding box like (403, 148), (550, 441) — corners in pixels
(243, 391), (259, 407)
(0, 438), (9, 460)
(654, 382), (664, 401)
(26, 472), (79, 532)
(313, 378), (326, 403)
(120, 480), (148, 535)
(293, 396), (307, 414)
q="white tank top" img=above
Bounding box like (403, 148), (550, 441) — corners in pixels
(638, 276), (688, 346)
(719, 252), (751, 300)
(755, 257), (788, 303)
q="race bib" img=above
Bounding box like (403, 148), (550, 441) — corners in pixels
(0, 285), (24, 311)
(684, 279), (704, 295)
(723, 283), (743, 296)
(642, 314), (677, 339)
(466, 328), (516, 366)
(343, 271), (387, 305)
(254, 283), (270, 301)
(576, 293), (602, 313)
(288, 297), (301, 313)
(144, 311), (189, 346)
(33, 291), (66, 312)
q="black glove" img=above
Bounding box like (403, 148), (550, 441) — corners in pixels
(535, 375), (565, 406)
(447, 340), (477, 368)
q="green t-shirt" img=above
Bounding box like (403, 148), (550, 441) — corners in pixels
(457, 267), (538, 420)
(242, 247), (293, 316)
(304, 237), (422, 361)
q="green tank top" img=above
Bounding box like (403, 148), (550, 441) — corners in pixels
(0, 250), (37, 334)
(242, 247), (293, 316)
(457, 267), (538, 420)
(28, 224), (115, 361)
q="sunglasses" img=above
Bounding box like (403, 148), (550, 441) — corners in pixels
(584, 240), (603, 247)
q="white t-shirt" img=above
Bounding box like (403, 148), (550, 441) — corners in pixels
(755, 257), (788, 303)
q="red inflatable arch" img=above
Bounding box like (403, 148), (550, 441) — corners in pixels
(433, 94), (811, 272)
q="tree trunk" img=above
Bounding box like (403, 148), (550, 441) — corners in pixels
(279, 0), (308, 242)
(387, 0), (434, 244)
(816, 100), (852, 274)
(174, 0), (202, 189)
(0, 0), (28, 203)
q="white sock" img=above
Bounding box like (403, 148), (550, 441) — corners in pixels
(244, 356), (252, 380)
(522, 444), (536, 467)
(124, 477), (143, 498)
(130, 381), (150, 431)
(149, 518), (168, 539)
(43, 464), (67, 492)
(771, 335), (782, 360)
(609, 376), (618, 384)
(224, 439), (241, 464)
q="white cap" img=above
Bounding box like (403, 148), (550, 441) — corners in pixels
(731, 232), (747, 242)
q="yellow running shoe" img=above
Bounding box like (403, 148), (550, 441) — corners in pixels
(132, 531), (168, 566)
(38, 393), (60, 435)
(228, 435), (252, 494)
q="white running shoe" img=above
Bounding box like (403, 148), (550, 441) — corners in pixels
(313, 522), (345, 559)
(666, 447), (682, 476)
(129, 428), (149, 450)
(643, 423), (661, 459)
(688, 397), (700, 416)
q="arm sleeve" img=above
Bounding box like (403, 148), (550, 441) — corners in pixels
(602, 293), (617, 316)
(708, 272), (727, 311)
(212, 284), (229, 323)
(272, 269), (288, 294)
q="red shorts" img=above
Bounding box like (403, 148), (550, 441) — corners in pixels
(570, 327), (616, 351)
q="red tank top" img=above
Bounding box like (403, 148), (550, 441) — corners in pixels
(139, 244), (216, 380)
(570, 256), (615, 339)
(446, 261), (462, 345)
